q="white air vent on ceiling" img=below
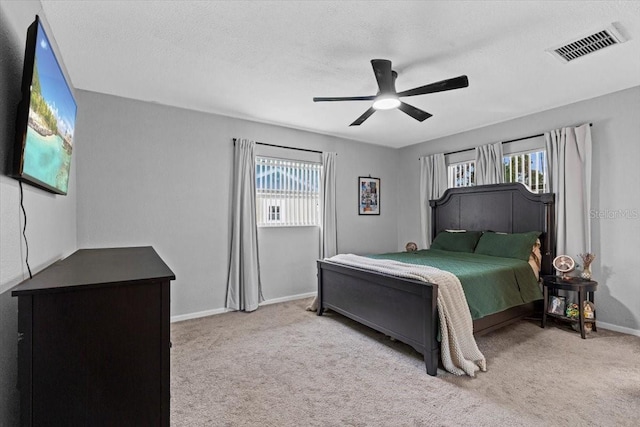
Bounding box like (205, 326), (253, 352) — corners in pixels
(547, 23), (628, 63)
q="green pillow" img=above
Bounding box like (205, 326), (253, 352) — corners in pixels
(431, 231), (482, 253)
(474, 231), (541, 261)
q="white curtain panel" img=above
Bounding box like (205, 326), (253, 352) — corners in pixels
(545, 124), (592, 257)
(226, 138), (262, 312)
(475, 142), (504, 185)
(307, 152), (337, 313)
(419, 153), (448, 249)
(320, 152), (338, 259)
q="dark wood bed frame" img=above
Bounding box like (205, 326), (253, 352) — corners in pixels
(317, 183), (555, 375)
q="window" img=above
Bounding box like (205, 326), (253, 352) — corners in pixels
(503, 149), (547, 193)
(446, 149), (548, 193)
(448, 160), (475, 188)
(268, 205), (281, 222)
(255, 157), (322, 227)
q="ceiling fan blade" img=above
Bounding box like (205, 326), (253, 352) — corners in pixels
(349, 107), (376, 126)
(397, 75), (469, 98)
(371, 59), (395, 94)
(313, 95), (376, 102)
(398, 102), (432, 122)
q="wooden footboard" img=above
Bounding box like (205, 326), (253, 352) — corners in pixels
(317, 260), (538, 376)
(317, 260), (440, 376)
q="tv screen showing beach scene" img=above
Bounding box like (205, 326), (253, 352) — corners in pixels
(16, 17), (76, 195)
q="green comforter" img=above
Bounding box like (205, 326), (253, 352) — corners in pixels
(368, 249), (542, 320)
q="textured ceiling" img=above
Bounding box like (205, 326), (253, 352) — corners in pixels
(40, 0), (640, 148)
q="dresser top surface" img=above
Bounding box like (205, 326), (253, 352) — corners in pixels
(12, 246), (176, 296)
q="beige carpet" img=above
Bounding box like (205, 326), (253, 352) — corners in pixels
(170, 298), (640, 426)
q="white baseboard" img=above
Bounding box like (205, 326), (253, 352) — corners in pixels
(596, 321), (640, 338)
(170, 292), (316, 323)
(170, 307), (231, 323)
(259, 291), (316, 307)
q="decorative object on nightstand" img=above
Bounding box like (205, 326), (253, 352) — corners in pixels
(579, 252), (596, 279)
(572, 301), (595, 333)
(553, 255), (575, 279)
(548, 295), (566, 315)
(541, 275), (598, 339)
(565, 302), (580, 319)
(405, 242), (418, 252)
(572, 322), (593, 333)
(583, 300), (595, 318)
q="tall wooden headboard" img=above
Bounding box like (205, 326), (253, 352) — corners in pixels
(429, 183), (555, 275)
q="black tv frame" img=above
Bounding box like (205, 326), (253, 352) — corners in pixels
(12, 15), (77, 195)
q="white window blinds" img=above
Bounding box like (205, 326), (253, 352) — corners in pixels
(448, 161), (475, 188)
(255, 157), (322, 227)
(503, 150), (547, 193)
(446, 150), (547, 193)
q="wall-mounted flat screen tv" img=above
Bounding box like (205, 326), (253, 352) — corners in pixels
(13, 15), (77, 195)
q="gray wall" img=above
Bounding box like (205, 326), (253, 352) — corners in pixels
(75, 90), (399, 318)
(397, 86), (640, 332)
(0, 1), (78, 425)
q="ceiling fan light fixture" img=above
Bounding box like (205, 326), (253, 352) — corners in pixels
(372, 95), (400, 110)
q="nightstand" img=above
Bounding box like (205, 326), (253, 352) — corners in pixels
(541, 275), (598, 339)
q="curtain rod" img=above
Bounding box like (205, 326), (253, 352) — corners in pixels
(440, 123), (593, 157)
(233, 138), (325, 155)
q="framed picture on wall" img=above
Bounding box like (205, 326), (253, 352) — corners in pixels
(358, 176), (380, 215)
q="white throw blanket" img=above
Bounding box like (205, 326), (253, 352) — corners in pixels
(326, 254), (486, 377)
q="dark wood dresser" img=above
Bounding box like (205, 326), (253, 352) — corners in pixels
(11, 246), (176, 426)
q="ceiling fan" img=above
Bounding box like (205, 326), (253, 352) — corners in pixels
(313, 59), (469, 126)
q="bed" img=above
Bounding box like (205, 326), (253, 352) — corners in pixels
(316, 183), (555, 376)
